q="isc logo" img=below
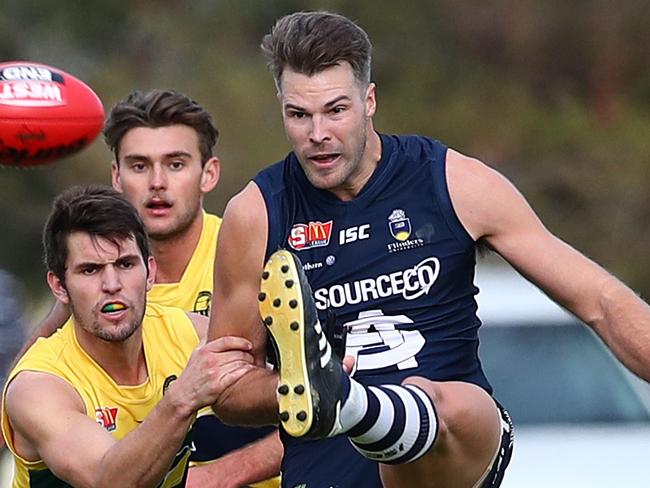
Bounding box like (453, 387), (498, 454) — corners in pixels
(339, 224), (370, 245)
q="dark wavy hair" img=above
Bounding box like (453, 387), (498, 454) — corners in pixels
(261, 11), (373, 90)
(43, 185), (150, 284)
(103, 89), (219, 165)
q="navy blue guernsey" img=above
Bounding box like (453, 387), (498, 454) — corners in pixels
(254, 133), (491, 488)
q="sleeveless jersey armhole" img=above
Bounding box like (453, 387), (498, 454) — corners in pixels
(430, 145), (475, 246)
(252, 177), (282, 262)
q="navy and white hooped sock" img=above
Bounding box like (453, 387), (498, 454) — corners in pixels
(332, 375), (438, 464)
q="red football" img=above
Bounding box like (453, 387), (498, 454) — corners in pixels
(0, 61), (104, 167)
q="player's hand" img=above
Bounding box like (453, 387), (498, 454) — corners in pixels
(343, 355), (355, 374)
(171, 336), (255, 413)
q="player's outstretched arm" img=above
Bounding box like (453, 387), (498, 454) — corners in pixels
(446, 149), (650, 380)
(3, 336), (254, 488)
(209, 182), (279, 426)
(0, 301), (71, 450)
(187, 312), (282, 486)
(187, 430), (283, 488)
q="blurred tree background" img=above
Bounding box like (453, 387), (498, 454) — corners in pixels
(1, 0), (649, 321)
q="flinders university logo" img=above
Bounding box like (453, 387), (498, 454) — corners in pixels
(388, 209), (411, 241)
(387, 209), (424, 253)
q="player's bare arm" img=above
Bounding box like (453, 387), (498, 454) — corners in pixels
(5, 335), (254, 488)
(182, 311), (281, 488)
(7, 371), (194, 488)
(209, 182), (279, 425)
(0, 301), (71, 450)
(446, 149), (650, 379)
(186, 431), (283, 488)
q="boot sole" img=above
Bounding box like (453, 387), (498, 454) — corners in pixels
(259, 250), (313, 437)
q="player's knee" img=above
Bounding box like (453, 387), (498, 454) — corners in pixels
(400, 376), (450, 444)
(401, 377), (494, 447)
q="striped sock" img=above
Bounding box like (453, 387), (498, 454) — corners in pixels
(333, 376), (438, 464)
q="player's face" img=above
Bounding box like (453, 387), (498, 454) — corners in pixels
(279, 63), (377, 200)
(48, 232), (155, 343)
(112, 125), (219, 241)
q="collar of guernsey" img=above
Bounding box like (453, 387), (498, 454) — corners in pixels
(147, 211), (222, 310)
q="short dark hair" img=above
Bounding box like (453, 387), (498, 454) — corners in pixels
(103, 89), (219, 164)
(261, 11), (372, 89)
(43, 185), (150, 284)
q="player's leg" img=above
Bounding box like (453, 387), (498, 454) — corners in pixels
(377, 378), (507, 488)
(260, 250), (513, 487)
(327, 373), (505, 487)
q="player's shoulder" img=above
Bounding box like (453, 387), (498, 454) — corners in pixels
(223, 182), (267, 226)
(254, 156), (290, 180)
(145, 302), (191, 321)
(386, 133), (448, 168)
(204, 212), (222, 224)
(253, 154), (298, 196)
(392, 132), (443, 149)
(6, 369), (74, 400)
(203, 212), (223, 235)
(16, 322), (71, 369)
(445, 148), (511, 190)
(445, 148), (529, 240)
(5, 327), (82, 420)
(143, 303), (200, 348)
